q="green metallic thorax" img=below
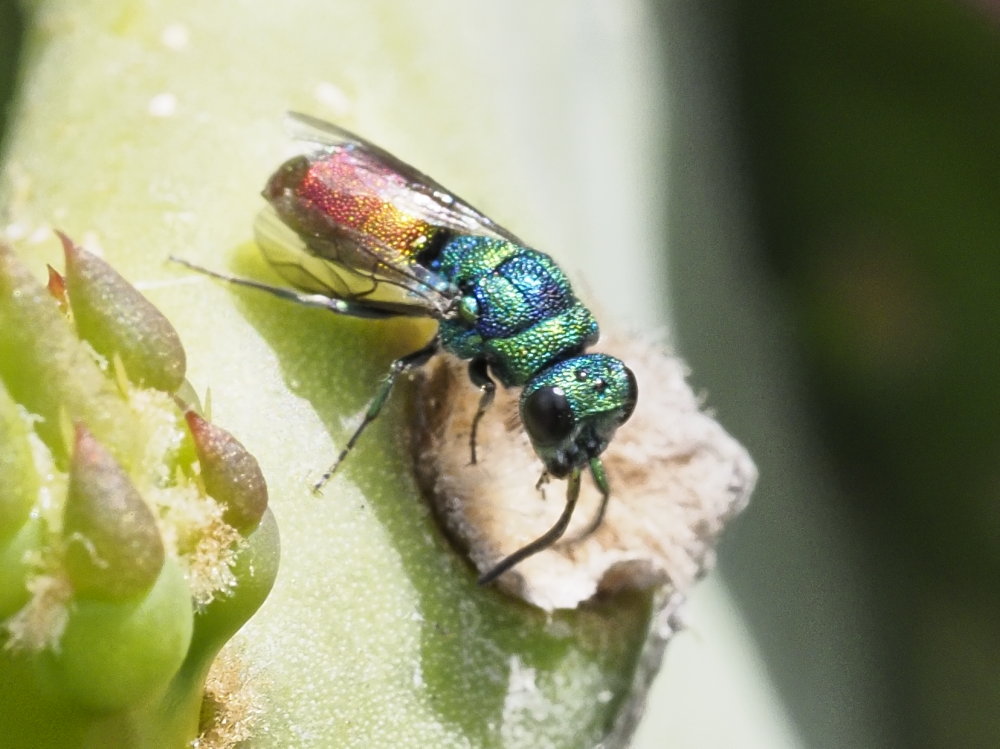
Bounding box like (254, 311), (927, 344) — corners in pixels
(432, 236), (599, 387)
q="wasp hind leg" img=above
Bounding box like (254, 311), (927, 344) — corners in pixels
(170, 257), (439, 489)
(467, 358), (496, 465)
(313, 338), (440, 492)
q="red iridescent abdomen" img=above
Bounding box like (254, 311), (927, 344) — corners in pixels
(297, 150), (439, 258)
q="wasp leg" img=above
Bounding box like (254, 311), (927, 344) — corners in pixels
(559, 457), (611, 545)
(169, 256), (400, 320)
(467, 358), (495, 465)
(313, 338), (440, 492)
(477, 469), (582, 585)
(534, 471), (550, 500)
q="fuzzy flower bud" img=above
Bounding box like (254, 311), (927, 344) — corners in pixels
(59, 231), (186, 392)
(63, 424), (165, 599)
(185, 410), (268, 535)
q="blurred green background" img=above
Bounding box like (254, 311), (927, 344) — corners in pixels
(662, 1), (1000, 747)
(1, 0), (997, 746)
(0, 1), (21, 146)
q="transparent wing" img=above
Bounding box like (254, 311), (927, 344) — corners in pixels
(254, 206), (453, 319)
(285, 112), (527, 246)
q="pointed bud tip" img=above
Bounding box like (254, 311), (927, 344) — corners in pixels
(46, 265), (68, 309)
(64, 424), (165, 599)
(59, 233), (186, 392)
(54, 228), (75, 259)
(185, 411), (268, 535)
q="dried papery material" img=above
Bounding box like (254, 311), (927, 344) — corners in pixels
(196, 642), (266, 749)
(185, 410), (268, 535)
(59, 231), (187, 392)
(411, 332), (755, 611)
(63, 424), (165, 599)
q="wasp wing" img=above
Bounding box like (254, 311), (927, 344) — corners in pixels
(254, 206), (452, 319)
(285, 112), (527, 246)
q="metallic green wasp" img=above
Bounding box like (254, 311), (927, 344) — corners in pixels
(176, 113), (638, 584)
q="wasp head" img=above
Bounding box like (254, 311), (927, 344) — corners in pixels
(520, 354), (638, 478)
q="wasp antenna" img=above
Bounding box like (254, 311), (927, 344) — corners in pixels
(558, 458), (611, 546)
(477, 469), (582, 586)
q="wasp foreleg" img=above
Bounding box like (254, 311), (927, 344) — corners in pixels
(467, 358), (496, 465)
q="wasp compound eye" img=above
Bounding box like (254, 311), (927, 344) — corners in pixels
(523, 386), (575, 446)
(621, 366), (639, 422)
